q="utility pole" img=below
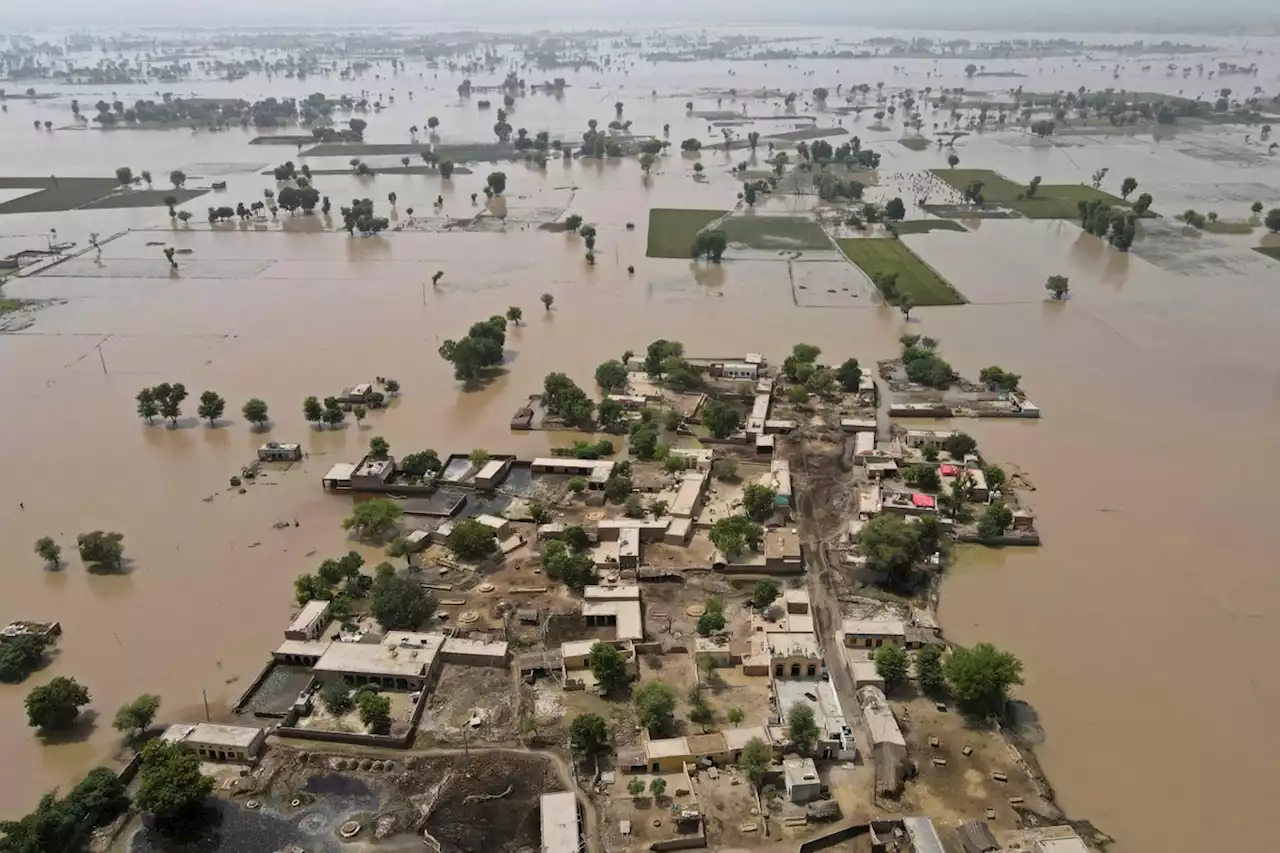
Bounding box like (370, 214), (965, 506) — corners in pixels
(202, 688), (211, 722)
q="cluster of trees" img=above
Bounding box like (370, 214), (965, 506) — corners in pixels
(633, 680), (678, 735)
(900, 335), (955, 389)
(696, 596), (727, 635)
(859, 512), (945, 590)
(343, 497), (403, 541)
(0, 767), (129, 851)
(691, 229), (728, 262)
(1078, 199), (1137, 250)
(542, 535), (596, 590)
(877, 641), (1024, 716)
(340, 198), (388, 235)
(978, 366), (1021, 392)
(302, 394), (360, 429)
(708, 514), (764, 557)
(370, 563), (437, 630)
(0, 633), (53, 683)
(293, 550), (371, 616)
(813, 173), (865, 202)
(439, 315), (507, 382)
(400, 449), (443, 480)
(447, 518), (499, 560)
(77, 530), (126, 570)
(701, 400), (741, 439)
(643, 340), (701, 390)
(135, 382), (192, 425)
(543, 372), (596, 428)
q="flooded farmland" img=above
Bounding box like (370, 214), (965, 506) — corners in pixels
(2, 23), (1280, 853)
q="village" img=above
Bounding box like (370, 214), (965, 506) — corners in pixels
(42, 341), (1105, 853)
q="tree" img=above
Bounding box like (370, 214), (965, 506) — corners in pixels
(964, 63), (977, 78)
(944, 642), (1024, 715)
(197, 391), (225, 425)
(447, 518), (499, 560)
(321, 681), (355, 716)
(709, 515), (763, 557)
(542, 540), (596, 590)
(0, 633), (52, 684)
(303, 396), (323, 426)
(154, 382), (187, 425)
(899, 293), (915, 320)
(738, 737), (772, 787)
(836, 359), (862, 392)
(134, 740), (214, 820)
(983, 464), (1007, 491)
(1120, 177), (1138, 199)
(387, 537), (414, 568)
(541, 292), (555, 311)
(701, 401), (741, 439)
(487, 171), (507, 196)
(35, 536), (61, 568)
(371, 572), (437, 630)
(567, 476), (587, 494)
(169, 169), (187, 188)
(241, 398), (269, 428)
(634, 681), (678, 735)
(1251, 201), (1264, 215)
(1031, 120), (1055, 138)
(595, 359), (628, 391)
(978, 366), (1021, 392)
(136, 388), (159, 423)
(369, 436), (390, 459)
(342, 498), (403, 540)
(355, 690), (392, 734)
(401, 450), (442, 478)
(26, 677), (91, 730)
(113, 694), (161, 741)
(788, 702), (820, 752)
(751, 579), (780, 609)
(885, 197), (906, 220)
(1266, 208), (1280, 233)
(976, 503), (1014, 540)
(859, 514), (922, 589)
(564, 525), (590, 551)
(77, 530), (124, 569)
(742, 484), (777, 522)
(649, 777), (668, 799)
(874, 644), (909, 690)
(939, 432), (976, 459)
(727, 707), (745, 725)
(947, 153), (960, 168)
(588, 641), (630, 693)
(504, 305), (524, 326)
(691, 230), (728, 262)
(570, 713), (611, 755)
(115, 166), (133, 186)
(916, 645), (946, 696)
(697, 604), (726, 636)
(627, 777), (646, 797)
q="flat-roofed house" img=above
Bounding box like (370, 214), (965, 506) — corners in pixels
(161, 722), (267, 764)
(842, 618), (907, 649)
(540, 791), (580, 853)
(285, 600), (331, 641)
(313, 631), (445, 691)
(765, 529), (803, 572)
(474, 458), (512, 490)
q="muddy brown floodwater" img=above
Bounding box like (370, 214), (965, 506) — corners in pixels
(1, 25), (1279, 853)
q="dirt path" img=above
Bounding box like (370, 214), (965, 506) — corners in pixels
(268, 740), (601, 853)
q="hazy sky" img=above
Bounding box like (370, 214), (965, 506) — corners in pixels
(3, 0), (1269, 32)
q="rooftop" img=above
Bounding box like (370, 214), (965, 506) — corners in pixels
(843, 618), (906, 638)
(442, 636), (509, 658)
(857, 686), (905, 747)
(162, 722), (263, 749)
(475, 459), (508, 480)
(645, 735), (692, 760)
(767, 632), (821, 659)
(475, 514), (509, 529)
(584, 584), (641, 601)
(670, 472), (707, 518)
(764, 529), (801, 560)
(313, 632), (444, 679)
(540, 791), (579, 853)
(723, 724), (770, 751)
(353, 457), (393, 479)
(275, 639), (333, 658)
(582, 600), (644, 641)
(775, 679), (847, 740)
(287, 600), (330, 634)
(324, 462), (356, 481)
(783, 756), (819, 787)
(1034, 837), (1091, 853)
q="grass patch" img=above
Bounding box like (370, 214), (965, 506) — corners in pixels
(250, 135), (318, 145)
(766, 126), (848, 142)
(930, 168), (1131, 219)
(0, 178), (206, 215)
(1253, 246), (1280, 261)
(1197, 219), (1255, 234)
(0, 299), (27, 315)
(897, 137), (932, 151)
(646, 208), (727, 258)
(837, 238), (966, 306)
(891, 219), (967, 234)
(720, 215), (831, 250)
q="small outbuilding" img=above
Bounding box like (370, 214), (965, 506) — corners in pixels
(783, 756), (822, 803)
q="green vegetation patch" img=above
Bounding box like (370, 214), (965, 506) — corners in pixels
(720, 215), (831, 250)
(302, 142), (517, 162)
(1253, 246), (1280, 261)
(0, 178), (206, 215)
(261, 166), (473, 177)
(767, 126), (849, 142)
(892, 219), (967, 235)
(1198, 219), (1255, 235)
(930, 168), (1130, 219)
(646, 208), (727, 258)
(897, 137), (932, 151)
(250, 135), (318, 145)
(837, 238), (966, 306)
(0, 299), (28, 315)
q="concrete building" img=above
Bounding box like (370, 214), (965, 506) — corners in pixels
(669, 448), (714, 470)
(561, 638), (637, 673)
(645, 726), (776, 772)
(768, 459), (792, 515)
(617, 527), (640, 569)
(853, 432), (876, 463)
(843, 618), (908, 649)
(273, 639), (332, 666)
(351, 456), (395, 489)
(540, 791), (580, 853)
(714, 361), (759, 380)
(441, 636), (510, 666)
(840, 418), (877, 433)
(313, 631), (445, 691)
(882, 491), (937, 516)
(474, 514), (511, 536)
(337, 383), (375, 404)
(904, 817), (947, 853)
(745, 391), (772, 436)
(851, 659), (885, 691)
(664, 517), (693, 545)
(161, 722), (267, 763)
(597, 519), (670, 541)
(767, 632), (823, 678)
(474, 459), (512, 490)
(764, 529), (802, 571)
(783, 756), (822, 803)
(322, 462), (356, 490)
(903, 429), (957, 448)
(857, 686), (906, 747)
(764, 419), (798, 434)
(773, 678), (850, 757)
(644, 735), (692, 773)
(258, 442), (302, 462)
(889, 402), (951, 418)
(670, 470), (708, 519)
(404, 529), (430, 551)
(531, 458), (616, 480)
(285, 600), (331, 641)
(582, 585), (643, 641)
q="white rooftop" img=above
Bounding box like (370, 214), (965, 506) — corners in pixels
(843, 618), (906, 638)
(442, 636), (509, 658)
(275, 639), (333, 657)
(162, 722), (263, 749)
(584, 584), (641, 600)
(287, 600), (330, 634)
(324, 462), (356, 481)
(475, 514), (509, 529)
(645, 736), (691, 759)
(540, 791), (579, 853)
(783, 756), (819, 787)
(314, 631), (444, 678)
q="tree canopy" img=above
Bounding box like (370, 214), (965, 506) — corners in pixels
(112, 693), (161, 741)
(701, 401), (741, 439)
(77, 531), (124, 569)
(633, 681), (678, 735)
(400, 450), (442, 478)
(0, 634), (52, 684)
(439, 316), (507, 382)
(447, 518), (499, 560)
(737, 737), (772, 787)
(0, 768), (128, 853)
(342, 498), (403, 540)
(874, 644), (909, 690)
(541, 539), (596, 590)
(588, 641), (630, 693)
(751, 579), (780, 609)
(943, 642), (1024, 715)
(709, 515), (763, 557)
(859, 513), (936, 590)
(569, 713), (611, 755)
(25, 677), (91, 731)
(370, 571), (437, 631)
(741, 484), (777, 522)
(787, 702), (820, 752)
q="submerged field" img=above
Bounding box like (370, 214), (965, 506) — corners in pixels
(645, 208), (726, 258)
(0, 177), (207, 215)
(837, 237), (967, 305)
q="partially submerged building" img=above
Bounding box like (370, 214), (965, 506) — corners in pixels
(161, 722), (267, 764)
(285, 600), (331, 641)
(258, 441), (302, 462)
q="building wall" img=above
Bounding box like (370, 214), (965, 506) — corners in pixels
(772, 656), (823, 678)
(844, 633), (905, 649)
(649, 753), (693, 773)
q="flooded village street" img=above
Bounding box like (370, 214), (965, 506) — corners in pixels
(2, 24), (1280, 853)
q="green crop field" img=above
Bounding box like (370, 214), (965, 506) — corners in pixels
(892, 219), (968, 235)
(837, 238), (966, 306)
(645, 208), (727, 258)
(931, 168), (1131, 219)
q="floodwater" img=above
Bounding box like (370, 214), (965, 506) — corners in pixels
(2, 25), (1280, 853)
